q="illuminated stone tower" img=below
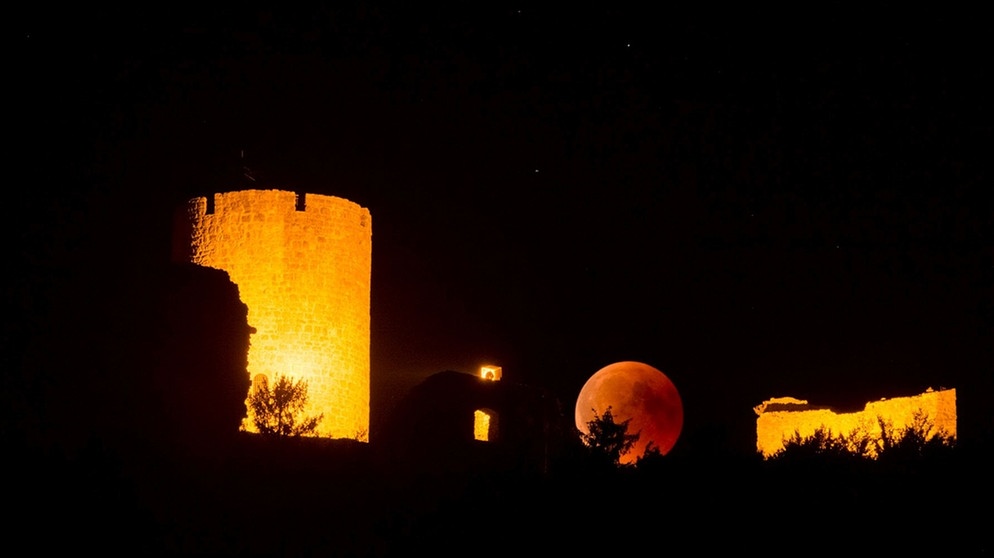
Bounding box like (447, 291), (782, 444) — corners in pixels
(173, 189), (372, 440)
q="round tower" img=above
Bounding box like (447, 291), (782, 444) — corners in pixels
(173, 190), (371, 440)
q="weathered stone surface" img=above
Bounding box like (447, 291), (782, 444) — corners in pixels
(755, 388), (956, 457)
(174, 190), (371, 439)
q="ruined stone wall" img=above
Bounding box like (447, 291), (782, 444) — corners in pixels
(174, 190), (371, 439)
(755, 388), (956, 458)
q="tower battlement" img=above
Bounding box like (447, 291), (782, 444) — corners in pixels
(174, 189), (372, 440)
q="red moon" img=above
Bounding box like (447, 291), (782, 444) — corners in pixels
(575, 361), (684, 464)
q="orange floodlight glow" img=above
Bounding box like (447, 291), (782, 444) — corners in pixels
(480, 365), (502, 381)
(754, 388), (956, 458)
(474, 409), (492, 441)
(174, 190), (372, 440)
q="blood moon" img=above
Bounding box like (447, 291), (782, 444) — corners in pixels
(575, 361), (684, 463)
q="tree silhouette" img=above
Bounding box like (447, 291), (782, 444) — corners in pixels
(772, 411), (954, 463)
(875, 410), (955, 462)
(247, 375), (323, 437)
(580, 406), (640, 467)
(772, 426), (870, 465)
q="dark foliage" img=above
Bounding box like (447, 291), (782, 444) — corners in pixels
(772, 410), (955, 463)
(248, 375), (323, 437)
(875, 411), (957, 463)
(579, 406), (640, 467)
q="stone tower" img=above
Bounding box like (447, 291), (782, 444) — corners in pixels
(173, 189), (372, 440)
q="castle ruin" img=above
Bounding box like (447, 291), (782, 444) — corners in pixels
(173, 189), (372, 440)
(754, 387), (956, 458)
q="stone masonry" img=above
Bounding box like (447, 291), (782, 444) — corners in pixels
(174, 189), (372, 439)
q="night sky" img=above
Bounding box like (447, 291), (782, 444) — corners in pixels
(9, 5), (991, 450)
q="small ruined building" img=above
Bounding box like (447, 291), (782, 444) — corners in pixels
(379, 368), (571, 473)
(754, 387), (956, 458)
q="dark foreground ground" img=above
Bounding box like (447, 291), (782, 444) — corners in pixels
(9, 434), (991, 556)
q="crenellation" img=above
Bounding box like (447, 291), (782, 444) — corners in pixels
(174, 189), (371, 439)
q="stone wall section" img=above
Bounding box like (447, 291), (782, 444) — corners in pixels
(175, 190), (371, 439)
(755, 388), (956, 458)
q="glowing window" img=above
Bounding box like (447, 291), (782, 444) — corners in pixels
(480, 365), (502, 381)
(474, 409), (498, 442)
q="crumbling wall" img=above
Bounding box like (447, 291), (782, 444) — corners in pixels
(755, 388), (956, 458)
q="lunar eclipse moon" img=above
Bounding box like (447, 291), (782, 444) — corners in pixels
(575, 361), (684, 463)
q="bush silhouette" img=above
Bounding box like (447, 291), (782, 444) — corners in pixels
(579, 406), (640, 467)
(773, 410), (954, 463)
(874, 410), (955, 462)
(248, 375), (323, 437)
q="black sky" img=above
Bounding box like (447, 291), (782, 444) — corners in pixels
(9, 4), (992, 449)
